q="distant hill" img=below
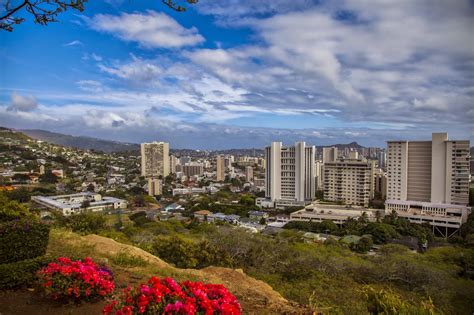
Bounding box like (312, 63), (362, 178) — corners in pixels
(20, 129), (139, 153)
(16, 128), (370, 155)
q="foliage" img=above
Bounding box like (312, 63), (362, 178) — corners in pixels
(0, 192), (32, 221)
(39, 170), (58, 183)
(459, 211), (474, 248)
(37, 257), (115, 302)
(56, 212), (106, 234)
(103, 276), (241, 315)
(110, 250), (148, 268)
(364, 287), (437, 315)
(354, 236), (373, 253)
(362, 223), (399, 244)
(284, 220), (338, 234)
(150, 235), (232, 269)
(5, 187), (31, 203)
(0, 218), (50, 264)
(0, 255), (51, 289)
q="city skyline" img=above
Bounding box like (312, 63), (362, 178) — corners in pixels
(1, 1), (473, 149)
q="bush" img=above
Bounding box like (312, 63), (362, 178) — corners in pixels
(110, 251), (148, 268)
(103, 276), (241, 315)
(56, 212), (106, 234)
(0, 192), (32, 222)
(365, 287), (437, 314)
(150, 236), (232, 269)
(0, 218), (50, 264)
(38, 257), (115, 302)
(0, 256), (51, 289)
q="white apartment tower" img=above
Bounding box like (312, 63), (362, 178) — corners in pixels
(386, 133), (470, 235)
(265, 142), (315, 206)
(141, 142), (170, 178)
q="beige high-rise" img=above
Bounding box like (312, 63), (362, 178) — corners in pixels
(216, 155), (225, 181)
(141, 142), (170, 178)
(385, 133), (470, 233)
(387, 133), (469, 205)
(323, 159), (375, 207)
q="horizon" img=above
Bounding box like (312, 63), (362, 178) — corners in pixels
(1, 1), (473, 148)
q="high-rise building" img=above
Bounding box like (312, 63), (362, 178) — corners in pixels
(148, 178), (162, 196)
(315, 160), (323, 191)
(140, 142), (170, 178)
(182, 163), (204, 177)
(348, 150), (359, 160)
(323, 158), (375, 207)
(169, 155), (178, 174)
(322, 147), (338, 164)
(264, 142), (315, 207)
(377, 151), (386, 169)
(245, 166), (254, 182)
(385, 133), (470, 235)
(374, 169), (387, 199)
(216, 155), (225, 181)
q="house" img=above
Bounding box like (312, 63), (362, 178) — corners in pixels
(164, 203), (184, 213)
(248, 210), (269, 222)
(194, 210), (213, 222)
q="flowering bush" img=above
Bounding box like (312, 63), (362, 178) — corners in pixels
(38, 257), (115, 301)
(103, 276), (241, 315)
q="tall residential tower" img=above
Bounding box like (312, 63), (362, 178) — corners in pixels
(385, 133), (470, 236)
(140, 142), (170, 178)
(264, 142), (315, 208)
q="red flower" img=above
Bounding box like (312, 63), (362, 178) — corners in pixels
(38, 257), (115, 302)
(104, 276), (241, 315)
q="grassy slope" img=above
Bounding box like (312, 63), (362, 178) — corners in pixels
(46, 229), (307, 315)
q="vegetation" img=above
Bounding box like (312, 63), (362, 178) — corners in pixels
(1, 0), (198, 32)
(50, 209), (473, 314)
(0, 193), (50, 264)
(0, 255), (52, 289)
(54, 212), (106, 234)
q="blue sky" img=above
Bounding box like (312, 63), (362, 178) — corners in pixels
(0, 0), (473, 149)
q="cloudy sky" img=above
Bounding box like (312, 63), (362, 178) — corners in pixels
(1, 0), (473, 149)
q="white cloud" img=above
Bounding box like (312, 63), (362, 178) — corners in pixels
(87, 11), (204, 48)
(7, 92), (38, 112)
(63, 40), (83, 47)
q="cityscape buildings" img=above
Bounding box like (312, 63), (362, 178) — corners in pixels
(385, 132), (470, 235)
(140, 142), (170, 178)
(323, 158), (375, 207)
(216, 155), (225, 181)
(32, 192), (127, 216)
(263, 141), (315, 208)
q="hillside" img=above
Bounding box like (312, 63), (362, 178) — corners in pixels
(20, 129), (140, 153)
(0, 229), (306, 315)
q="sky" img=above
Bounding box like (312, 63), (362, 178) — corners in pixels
(0, 0), (473, 149)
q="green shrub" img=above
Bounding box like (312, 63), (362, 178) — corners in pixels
(0, 192), (32, 222)
(56, 212), (106, 234)
(0, 255), (51, 288)
(110, 250), (148, 268)
(365, 287), (437, 314)
(0, 219), (50, 264)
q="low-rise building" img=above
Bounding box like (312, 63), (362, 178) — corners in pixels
(194, 210), (212, 222)
(290, 202), (382, 225)
(32, 192), (127, 216)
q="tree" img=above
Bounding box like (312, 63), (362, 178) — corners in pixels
(86, 183), (95, 192)
(81, 199), (90, 209)
(1, 0), (198, 32)
(39, 170), (58, 184)
(356, 236), (373, 253)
